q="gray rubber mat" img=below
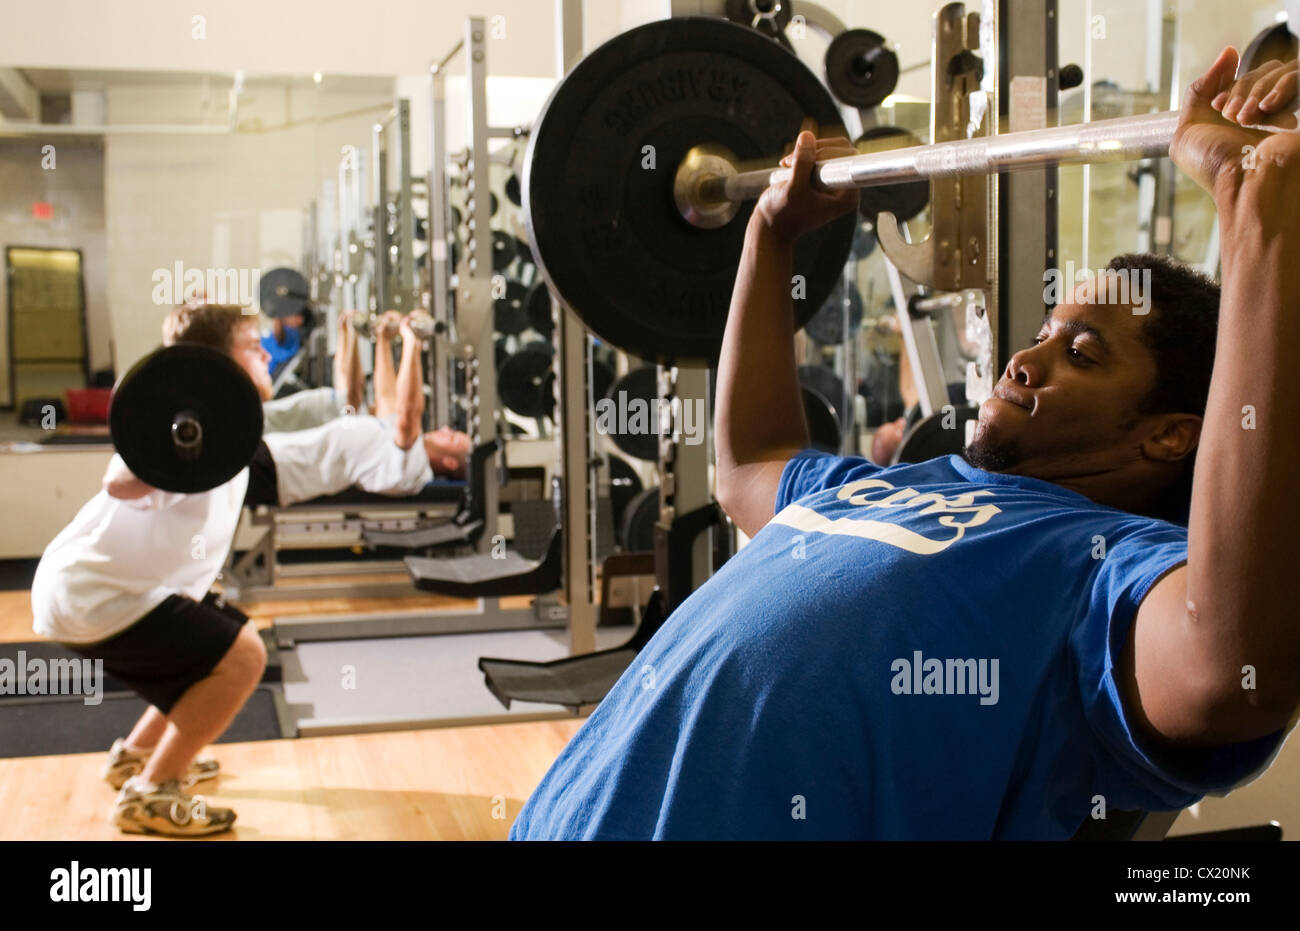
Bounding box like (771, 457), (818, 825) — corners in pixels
(281, 627), (630, 733)
(0, 685), (286, 759)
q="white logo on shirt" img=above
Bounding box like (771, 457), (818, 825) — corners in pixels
(771, 479), (1002, 555)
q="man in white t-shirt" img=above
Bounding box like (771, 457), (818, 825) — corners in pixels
(31, 303), (273, 837)
(243, 312), (472, 508)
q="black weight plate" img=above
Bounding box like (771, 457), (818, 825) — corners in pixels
(824, 29), (899, 110)
(591, 358), (615, 405)
(856, 126), (930, 223)
(603, 366), (659, 462)
(260, 267), (311, 319)
(450, 205), (463, 230)
(110, 344), (264, 494)
(621, 486), (660, 552)
(505, 173), (522, 207)
(804, 277), (863, 346)
(498, 342), (555, 419)
(494, 280), (530, 335)
(893, 404), (980, 464)
(491, 230), (518, 272)
(801, 385), (840, 453)
(608, 455), (643, 548)
(526, 281), (554, 337)
(851, 219), (877, 260)
(797, 364), (845, 422)
(1240, 21), (1297, 75)
(490, 191), (500, 217)
(516, 239), (533, 268)
(525, 17), (856, 364)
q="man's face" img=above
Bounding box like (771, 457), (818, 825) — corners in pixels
(423, 427), (472, 477)
(230, 321), (274, 401)
(966, 281), (1161, 481)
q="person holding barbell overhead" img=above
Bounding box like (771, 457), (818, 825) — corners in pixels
(512, 53), (1300, 840)
(162, 304), (471, 509)
(247, 310), (472, 506)
(257, 305), (473, 482)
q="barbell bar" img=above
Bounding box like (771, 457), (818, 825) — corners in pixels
(675, 110), (1181, 229)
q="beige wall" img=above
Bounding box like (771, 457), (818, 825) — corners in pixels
(103, 82), (393, 368)
(0, 0), (558, 80)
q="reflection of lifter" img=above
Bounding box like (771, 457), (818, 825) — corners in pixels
(246, 309), (472, 509)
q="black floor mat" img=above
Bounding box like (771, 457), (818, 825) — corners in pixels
(0, 559), (39, 591)
(0, 685), (286, 758)
(38, 433), (110, 446)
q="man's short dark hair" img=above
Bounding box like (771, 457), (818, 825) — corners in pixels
(1105, 253), (1220, 523)
(1107, 252), (1220, 418)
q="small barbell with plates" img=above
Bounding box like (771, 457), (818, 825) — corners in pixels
(109, 344), (264, 494)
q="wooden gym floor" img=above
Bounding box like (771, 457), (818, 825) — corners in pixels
(2, 584), (1298, 840)
(0, 581), (586, 840)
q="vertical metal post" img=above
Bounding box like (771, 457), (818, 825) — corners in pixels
(395, 98), (417, 309)
(1150, 5), (1178, 255)
(466, 16), (499, 552)
(371, 121), (390, 316)
(555, 0), (596, 656)
(666, 366), (713, 594)
(997, 0), (1058, 370)
(427, 68), (451, 429)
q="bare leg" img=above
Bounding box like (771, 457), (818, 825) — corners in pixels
(393, 318), (425, 450)
(371, 311), (403, 419)
(140, 623), (266, 785)
(124, 706), (168, 751)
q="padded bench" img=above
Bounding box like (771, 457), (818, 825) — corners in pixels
(406, 498), (561, 598)
(361, 440), (501, 553)
(294, 479), (465, 508)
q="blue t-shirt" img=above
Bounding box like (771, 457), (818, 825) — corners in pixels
(261, 327), (300, 376)
(511, 453), (1290, 840)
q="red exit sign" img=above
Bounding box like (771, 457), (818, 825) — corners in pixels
(32, 202), (53, 220)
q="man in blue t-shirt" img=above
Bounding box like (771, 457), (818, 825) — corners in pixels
(512, 52), (1300, 839)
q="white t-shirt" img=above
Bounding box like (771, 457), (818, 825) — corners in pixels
(262, 387), (357, 434)
(263, 415), (433, 506)
(31, 457), (249, 644)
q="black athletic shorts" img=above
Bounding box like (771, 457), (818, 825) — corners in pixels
(65, 592), (249, 714)
(244, 439), (280, 508)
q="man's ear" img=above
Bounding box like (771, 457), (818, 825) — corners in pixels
(1142, 413), (1202, 464)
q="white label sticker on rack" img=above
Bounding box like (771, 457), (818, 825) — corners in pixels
(1009, 76), (1047, 133)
